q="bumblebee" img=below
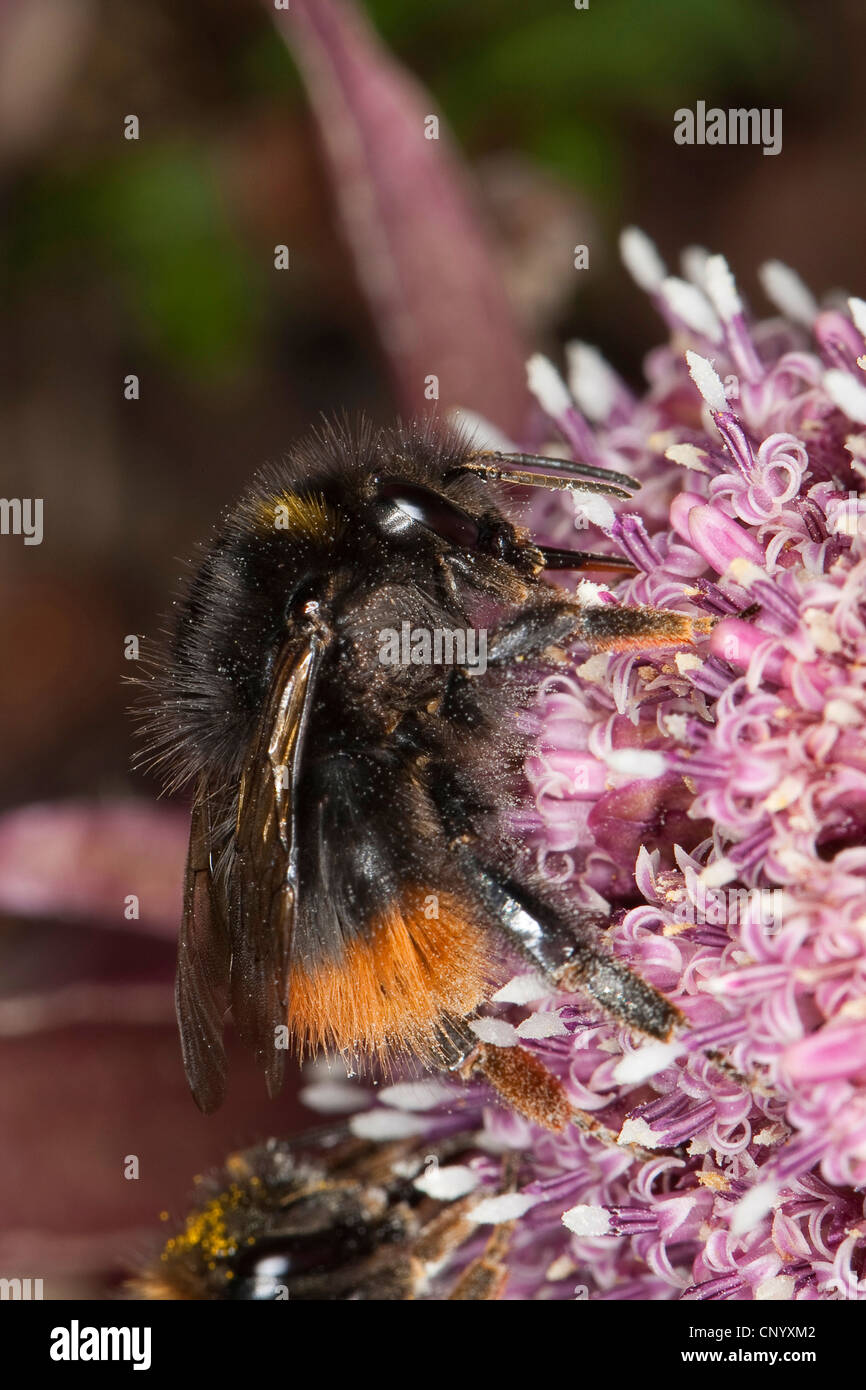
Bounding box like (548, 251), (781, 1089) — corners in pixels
(140, 417), (706, 1126)
(133, 1129), (515, 1301)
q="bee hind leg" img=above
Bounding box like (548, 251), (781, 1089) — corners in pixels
(459, 1040), (640, 1151)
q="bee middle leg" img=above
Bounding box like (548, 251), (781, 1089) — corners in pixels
(458, 1040), (655, 1153)
(429, 772), (681, 1039)
(426, 767), (682, 1140)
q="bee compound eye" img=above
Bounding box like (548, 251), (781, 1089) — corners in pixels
(375, 481), (480, 548)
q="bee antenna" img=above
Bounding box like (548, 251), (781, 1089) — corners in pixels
(453, 450), (640, 501)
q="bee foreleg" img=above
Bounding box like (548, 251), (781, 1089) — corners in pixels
(481, 595), (711, 667)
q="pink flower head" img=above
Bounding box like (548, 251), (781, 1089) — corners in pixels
(330, 237), (866, 1300)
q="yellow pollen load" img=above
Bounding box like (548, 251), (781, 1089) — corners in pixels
(161, 1186), (245, 1265)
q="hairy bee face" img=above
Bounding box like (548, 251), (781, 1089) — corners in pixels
(137, 416), (700, 1124)
(142, 419), (534, 794)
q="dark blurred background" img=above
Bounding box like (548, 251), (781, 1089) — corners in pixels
(0, 0), (863, 1296)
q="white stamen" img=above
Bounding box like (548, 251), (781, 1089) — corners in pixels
(527, 353), (572, 420)
(699, 857), (737, 888)
(492, 973), (549, 1005)
(664, 442), (711, 473)
(756, 1275), (795, 1301)
(848, 297), (866, 341)
(349, 1110), (426, 1140)
(619, 226), (666, 293)
(565, 341), (618, 422)
(562, 1204), (612, 1237)
(754, 1123), (788, 1147)
(378, 1079), (455, 1111)
(470, 1017), (519, 1047)
(727, 555), (765, 586)
(845, 434), (866, 465)
(680, 244), (710, 289)
(704, 253), (743, 321)
(618, 1117), (660, 1148)
(516, 1011), (568, 1040)
(730, 1179), (779, 1237)
(572, 491), (616, 531)
(471, 1193), (538, 1224)
(825, 368), (866, 425)
(414, 1164), (479, 1200)
(604, 748), (667, 779)
(649, 428), (681, 452)
(613, 1039), (685, 1084)
(763, 775), (806, 813)
(663, 712), (688, 739)
(449, 408), (516, 454)
(577, 652), (610, 683)
(685, 349), (728, 413)
(775, 846), (816, 878)
(575, 578), (608, 607)
(825, 698), (862, 727)
(759, 260), (817, 326)
(661, 277), (722, 341)
(802, 606), (842, 654)
(299, 1081), (364, 1114)
(674, 651), (702, 674)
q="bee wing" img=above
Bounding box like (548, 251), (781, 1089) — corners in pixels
(229, 631), (325, 1098)
(177, 778), (232, 1113)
